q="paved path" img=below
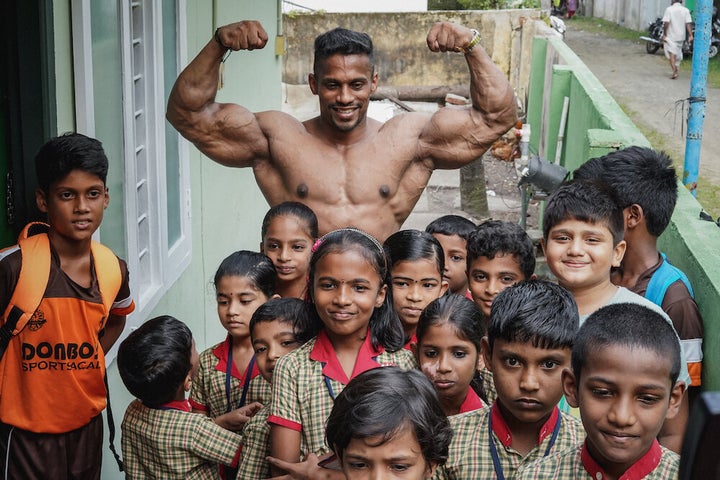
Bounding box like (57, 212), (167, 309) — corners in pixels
(564, 21), (720, 184)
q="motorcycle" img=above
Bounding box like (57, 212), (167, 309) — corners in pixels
(641, 7), (720, 58)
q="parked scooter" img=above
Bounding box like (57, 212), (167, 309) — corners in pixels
(642, 7), (720, 58)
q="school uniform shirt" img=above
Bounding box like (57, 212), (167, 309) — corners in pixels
(268, 329), (416, 458)
(434, 403), (585, 480)
(614, 254), (704, 387)
(0, 247), (134, 433)
(247, 375), (272, 405)
(189, 336), (261, 419)
(403, 333), (417, 351)
(237, 404), (271, 480)
(455, 388), (484, 415)
(515, 439), (679, 480)
(121, 399), (243, 480)
(478, 367), (497, 405)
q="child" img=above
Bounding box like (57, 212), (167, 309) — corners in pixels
(0, 133), (135, 478)
(415, 294), (486, 416)
(573, 147), (703, 393)
(466, 219), (536, 320)
(239, 297), (306, 479)
(190, 251), (273, 427)
(118, 315), (249, 479)
(542, 179), (691, 452)
(466, 219), (536, 405)
(260, 201), (318, 300)
(268, 367), (453, 480)
(516, 303), (685, 479)
(435, 280), (584, 480)
(267, 228), (416, 476)
(384, 229), (448, 348)
(426, 215), (476, 296)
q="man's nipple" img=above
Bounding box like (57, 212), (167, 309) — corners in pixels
(296, 183), (309, 198)
(379, 185), (390, 198)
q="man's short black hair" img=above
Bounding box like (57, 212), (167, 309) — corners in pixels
(326, 367), (452, 468)
(543, 180), (625, 246)
(313, 27), (374, 76)
(117, 315), (193, 406)
(573, 147), (678, 237)
(35, 132), (109, 193)
(488, 280), (578, 350)
(466, 220), (535, 279)
(572, 303), (681, 385)
(425, 215), (476, 242)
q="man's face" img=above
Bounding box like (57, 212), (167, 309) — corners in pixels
(309, 54), (378, 133)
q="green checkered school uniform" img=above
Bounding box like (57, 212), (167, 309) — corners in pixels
(247, 376), (272, 405)
(268, 329), (416, 458)
(434, 404), (585, 480)
(121, 399), (242, 480)
(189, 336), (261, 418)
(516, 440), (679, 480)
(237, 405), (271, 480)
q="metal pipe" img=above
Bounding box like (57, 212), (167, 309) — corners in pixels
(684, 0), (713, 197)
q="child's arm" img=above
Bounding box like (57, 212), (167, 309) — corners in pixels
(214, 401), (263, 431)
(269, 425), (303, 476)
(100, 314), (126, 352)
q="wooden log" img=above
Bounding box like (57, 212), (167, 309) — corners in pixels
(371, 85), (470, 103)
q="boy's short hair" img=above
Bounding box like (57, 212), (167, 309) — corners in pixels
(34, 132), (109, 193)
(542, 180), (624, 246)
(466, 220), (535, 279)
(425, 215), (477, 242)
(572, 303), (681, 384)
(326, 367), (452, 467)
(488, 280), (578, 350)
(117, 315), (193, 406)
(573, 147), (678, 237)
(249, 297), (307, 340)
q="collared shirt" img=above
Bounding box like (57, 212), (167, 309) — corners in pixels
(247, 375), (272, 406)
(121, 399), (243, 480)
(237, 404), (271, 480)
(516, 439), (679, 480)
(456, 388), (484, 415)
(434, 403), (584, 480)
(478, 367), (497, 405)
(403, 333), (418, 351)
(614, 253), (704, 386)
(268, 329), (416, 457)
(189, 336), (261, 417)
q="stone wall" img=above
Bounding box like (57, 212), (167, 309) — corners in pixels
(282, 10), (553, 101)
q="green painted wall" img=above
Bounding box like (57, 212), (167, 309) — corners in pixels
(528, 35), (720, 390)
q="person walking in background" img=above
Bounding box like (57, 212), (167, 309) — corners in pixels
(662, 0), (693, 79)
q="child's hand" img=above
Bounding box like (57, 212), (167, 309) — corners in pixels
(266, 453), (346, 480)
(213, 401), (263, 431)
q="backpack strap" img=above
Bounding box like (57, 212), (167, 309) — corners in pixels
(645, 252), (694, 306)
(90, 241), (122, 326)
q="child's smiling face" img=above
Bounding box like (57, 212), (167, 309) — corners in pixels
(563, 344), (684, 478)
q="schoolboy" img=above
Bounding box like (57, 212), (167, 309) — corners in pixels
(434, 280), (584, 480)
(466, 219), (536, 405)
(573, 147), (703, 393)
(0, 133), (135, 478)
(239, 297), (306, 480)
(119, 315), (246, 479)
(426, 214), (476, 296)
(267, 367), (453, 480)
(516, 303), (685, 479)
(541, 180), (691, 452)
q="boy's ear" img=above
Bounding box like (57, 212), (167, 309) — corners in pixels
(540, 238), (547, 257)
(259, 242), (264, 254)
(625, 204), (644, 230)
(562, 368), (580, 408)
(481, 336), (492, 373)
(183, 372), (193, 393)
(612, 239), (627, 268)
(476, 351), (485, 372)
(103, 187), (109, 210)
(664, 380), (687, 420)
(35, 189), (48, 213)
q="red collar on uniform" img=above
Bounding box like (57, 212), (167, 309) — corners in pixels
(491, 402), (560, 448)
(403, 333), (418, 351)
(581, 439), (662, 480)
(153, 399), (192, 412)
(459, 388), (484, 413)
(212, 335), (259, 381)
(309, 329), (385, 384)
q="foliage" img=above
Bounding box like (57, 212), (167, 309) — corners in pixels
(429, 0), (540, 9)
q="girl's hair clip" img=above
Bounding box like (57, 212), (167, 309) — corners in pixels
(311, 238), (324, 253)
